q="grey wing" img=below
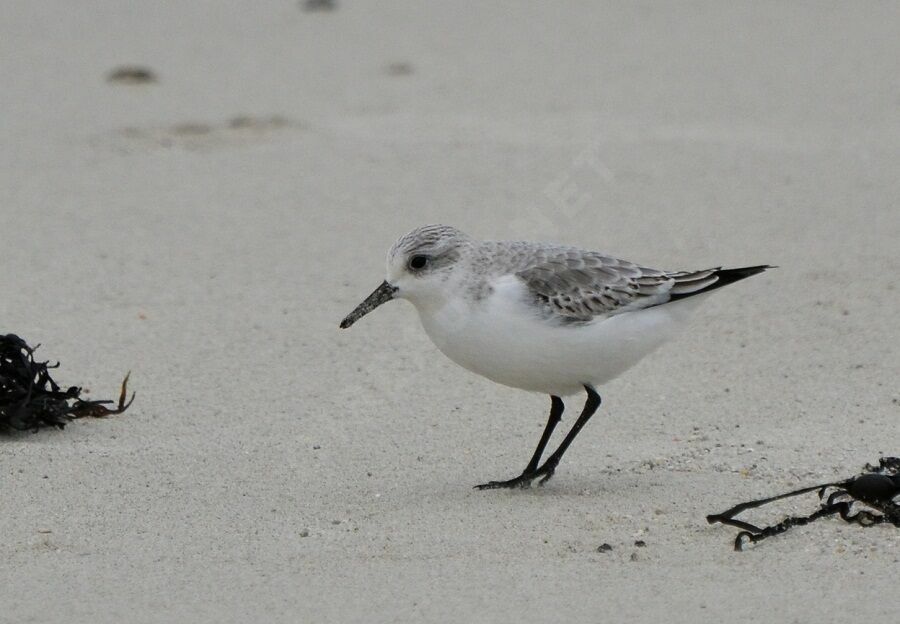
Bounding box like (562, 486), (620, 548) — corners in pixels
(515, 250), (718, 322)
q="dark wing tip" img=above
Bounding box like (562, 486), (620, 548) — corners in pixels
(714, 264), (774, 283)
(668, 264), (773, 302)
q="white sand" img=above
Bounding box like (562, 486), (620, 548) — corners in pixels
(2, 1), (898, 622)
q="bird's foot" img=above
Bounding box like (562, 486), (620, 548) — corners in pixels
(474, 473), (535, 490)
(474, 463), (557, 490)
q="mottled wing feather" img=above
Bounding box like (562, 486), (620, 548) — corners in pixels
(514, 248), (718, 322)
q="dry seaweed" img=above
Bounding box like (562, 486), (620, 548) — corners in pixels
(0, 333), (133, 432)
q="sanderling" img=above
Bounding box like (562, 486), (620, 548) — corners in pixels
(340, 225), (770, 489)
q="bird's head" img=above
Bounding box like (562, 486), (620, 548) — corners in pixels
(340, 225), (471, 328)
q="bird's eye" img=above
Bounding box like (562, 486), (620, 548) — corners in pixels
(408, 255), (429, 270)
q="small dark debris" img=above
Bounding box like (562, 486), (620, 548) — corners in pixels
(630, 552), (639, 562)
(107, 66), (157, 84)
(0, 334), (133, 432)
(634, 540), (646, 547)
(302, 0), (336, 11)
(228, 116), (255, 129)
(385, 62), (414, 77)
(596, 543), (613, 553)
(312, 444), (321, 450)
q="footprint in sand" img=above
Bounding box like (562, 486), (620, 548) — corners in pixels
(114, 115), (306, 151)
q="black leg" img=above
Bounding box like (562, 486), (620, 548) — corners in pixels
(530, 386), (601, 485)
(475, 395), (564, 490)
(476, 387), (601, 490)
(525, 396), (565, 473)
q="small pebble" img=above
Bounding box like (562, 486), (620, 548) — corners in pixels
(596, 543), (613, 553)
(299, 529), (310, 538)
(634, 540), (646, 548)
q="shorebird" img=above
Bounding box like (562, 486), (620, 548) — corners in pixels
(340, 225), (769, 489)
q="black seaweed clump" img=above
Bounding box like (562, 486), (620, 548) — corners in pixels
(708, 457), (900, 550)
(0, 334), (133, 432)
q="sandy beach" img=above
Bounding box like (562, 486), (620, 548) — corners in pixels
(2, 2), (899, 622)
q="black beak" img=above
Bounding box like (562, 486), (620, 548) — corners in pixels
(340, 281), (398, 329)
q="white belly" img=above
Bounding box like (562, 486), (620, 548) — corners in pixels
(416, 276), (704, 396)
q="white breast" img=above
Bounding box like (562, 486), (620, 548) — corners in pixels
(415, 275), (704, 396)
